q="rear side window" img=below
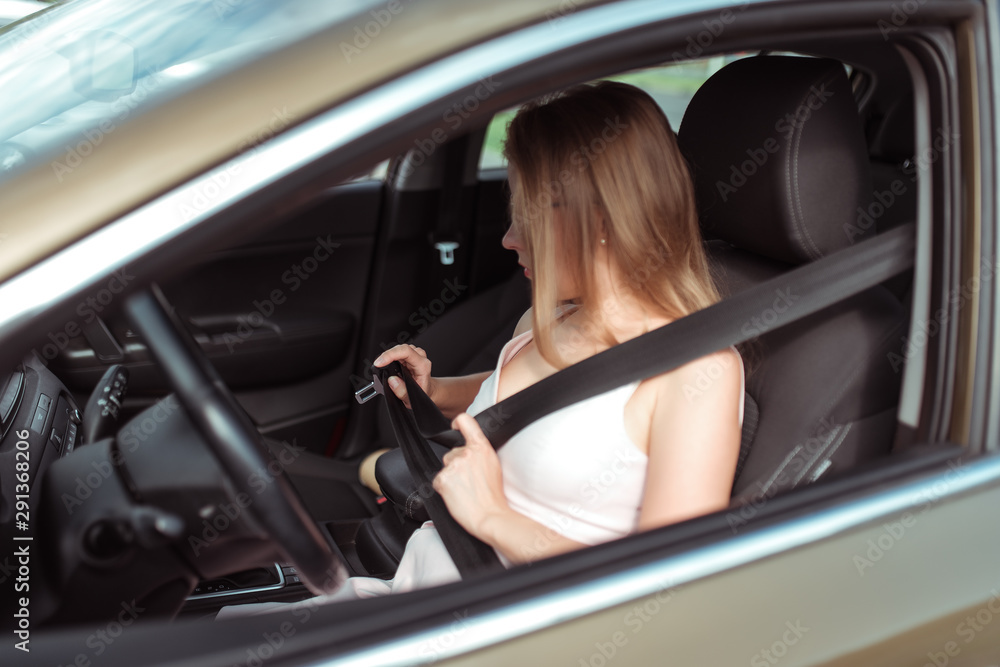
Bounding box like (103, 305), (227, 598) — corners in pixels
(478, 53), (824, 171)
(477, 56), (738, 171)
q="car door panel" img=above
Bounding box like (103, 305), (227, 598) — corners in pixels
(49, 180), (384, 442)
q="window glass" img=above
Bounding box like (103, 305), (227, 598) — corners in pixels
(0, 0), (377, 179)
(478, 52), (826, 171)
(607, 55), (736, 128)
(479, 109), (515, 171)
(477, 55), (742, 171)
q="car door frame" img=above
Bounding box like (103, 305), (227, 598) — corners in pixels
(5, 0), (999, 664)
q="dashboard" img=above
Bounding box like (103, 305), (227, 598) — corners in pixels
(0, 354), (84, 529)
(0, 354), (313, 623)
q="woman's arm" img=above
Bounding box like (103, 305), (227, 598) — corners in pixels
(373, 346), (489, 419)
(477, 506), (587, 565)
(375, 308), (533, 419)
(435, 413), (587, 564)
(637, 347), (743, 530)
(423, 372), (492, 419)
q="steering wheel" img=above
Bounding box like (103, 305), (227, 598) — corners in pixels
(124, 286), (345, 596)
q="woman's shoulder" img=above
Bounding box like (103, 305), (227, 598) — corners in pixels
(512, 307), (533, 338)
(643, 346), (743, 407)
(625, 346), (743, 457)
(511, 303), (578, 339)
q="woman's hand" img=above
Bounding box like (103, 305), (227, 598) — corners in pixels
(433, 413), (510, 538)
(374, 344), (435, 409)
(434, 413), (586, 564)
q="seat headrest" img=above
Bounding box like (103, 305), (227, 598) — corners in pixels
(678, 56), (872, 265)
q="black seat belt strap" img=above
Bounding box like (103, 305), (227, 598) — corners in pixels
(373, 363), (505, 575)
(431, 134), (470, 267)
(476, 222), (915, 447)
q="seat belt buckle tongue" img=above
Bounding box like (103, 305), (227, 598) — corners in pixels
(354, 375), (385, 404)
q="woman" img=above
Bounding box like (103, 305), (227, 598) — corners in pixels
(221, 81), (743, 613)
(364, 81), (743, 589)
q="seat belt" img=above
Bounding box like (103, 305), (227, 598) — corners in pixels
(430, 134), (470, 267)
(371, 365), (506, 575)
(361, 222), (915, 576)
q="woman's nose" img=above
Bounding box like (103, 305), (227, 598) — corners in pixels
(502, 224), (521, 250)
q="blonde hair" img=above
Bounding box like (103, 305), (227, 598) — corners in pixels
(503, 81), (719, 367)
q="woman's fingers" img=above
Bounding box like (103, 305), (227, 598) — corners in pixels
(375, 344), (430, 380)
(372, 344), (434, 405)
(452, 413), (489, 449)
(440, 415), (485, 469)
(386, 376), (409, 404)
(374, 344), (427, 367)
(434, 414), (507, 534)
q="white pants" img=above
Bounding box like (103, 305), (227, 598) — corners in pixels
(215, 522), (461, 619)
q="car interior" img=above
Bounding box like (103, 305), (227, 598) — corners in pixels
(2, 20), (944, 632)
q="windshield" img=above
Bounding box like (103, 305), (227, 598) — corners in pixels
(0, 0), (375, 179)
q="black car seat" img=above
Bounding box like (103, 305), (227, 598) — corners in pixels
(676, 55), (908, 502)
(368, 270), (531, 448)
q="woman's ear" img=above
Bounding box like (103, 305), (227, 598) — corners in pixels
(595, 209), (609, 248)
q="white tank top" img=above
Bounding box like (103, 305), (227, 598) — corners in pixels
(466, 329), (647, 546)
(466, 326), (746, 550)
